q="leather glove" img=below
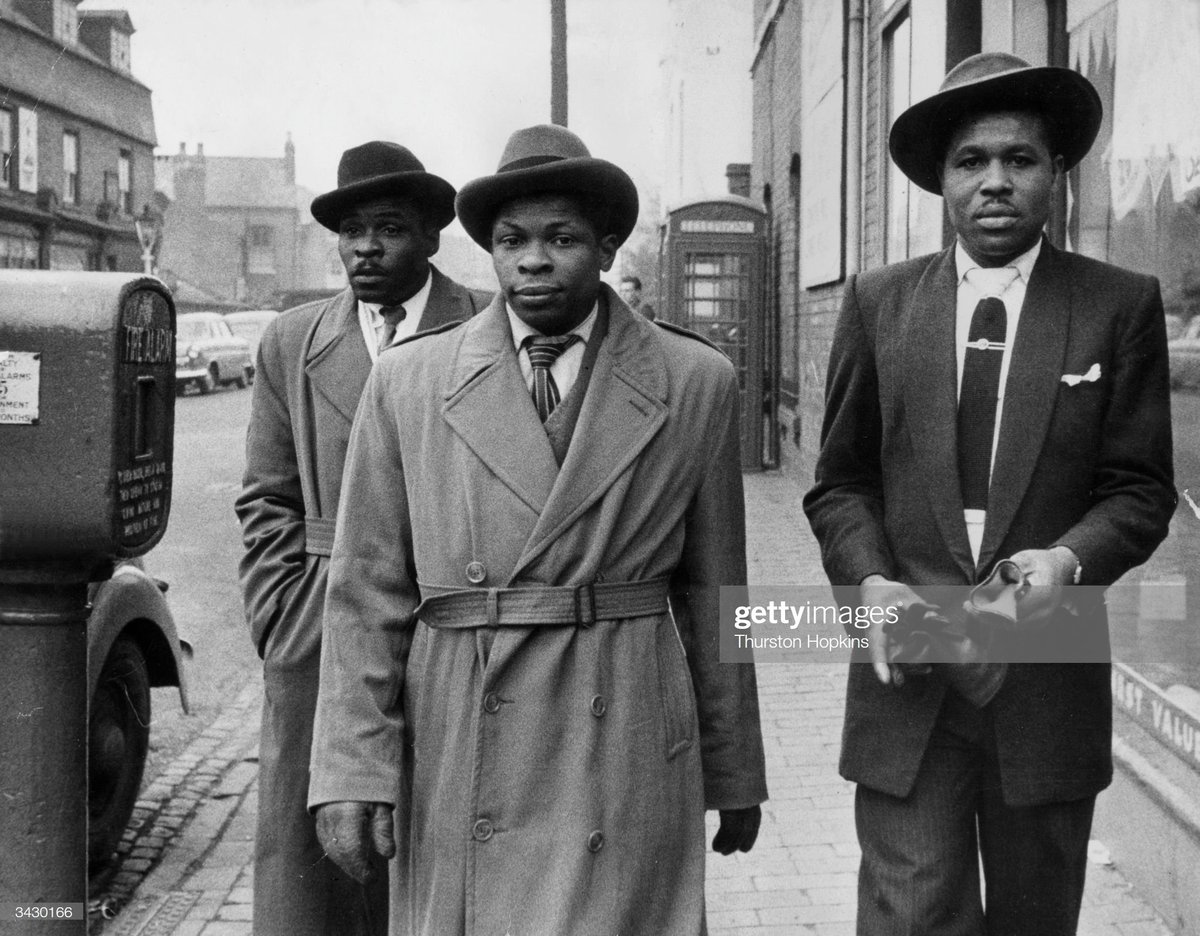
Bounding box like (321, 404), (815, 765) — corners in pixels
(314, 801), (395, 884)
(712, 805), (761, 855)
(1007, 546), (1079, 624)
(859, 576), (927, 686)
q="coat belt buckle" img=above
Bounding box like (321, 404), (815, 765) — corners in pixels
(574, 583), (597, 626)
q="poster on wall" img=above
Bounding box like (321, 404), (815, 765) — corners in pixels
(17, 107), (37, 193)
(799, 0), (844, 288)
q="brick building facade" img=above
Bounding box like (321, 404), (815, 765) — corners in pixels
(0, 0), (155, 272)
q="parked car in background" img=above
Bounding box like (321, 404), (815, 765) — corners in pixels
(88, 559), (191, 884)
(223, 309), (280, 366)
(176, 312), (254, 394)
(1168, 317), (1200, 390)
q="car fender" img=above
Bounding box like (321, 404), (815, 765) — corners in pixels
(87, 562), (191, 713)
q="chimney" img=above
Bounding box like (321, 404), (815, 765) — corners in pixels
(725, 163), (751, 199)
(196, 142), (205, 159)
(284, 132), (296, 184)
(178, 142), (187, 156)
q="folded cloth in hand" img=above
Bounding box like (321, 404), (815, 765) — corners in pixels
(883, 561), (1025, 707)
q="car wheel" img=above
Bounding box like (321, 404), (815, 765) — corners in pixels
(233, 363), (252, 389)
(88, 637), (151, 878)
(198, 364), (218, 394)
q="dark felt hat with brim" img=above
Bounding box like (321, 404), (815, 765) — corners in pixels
(456, 124), (639, 251)
(890, 51), (1103, 195)
(310, 141), (457, 232)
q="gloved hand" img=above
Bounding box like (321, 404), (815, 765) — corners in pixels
(859, 575), (927, 685)
(314, 800), (395, 884)
(712, 805), (762, 855)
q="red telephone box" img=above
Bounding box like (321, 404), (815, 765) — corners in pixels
(660, 196), (768, 470)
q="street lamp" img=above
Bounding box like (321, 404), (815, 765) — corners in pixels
(134, 203), (162, 276)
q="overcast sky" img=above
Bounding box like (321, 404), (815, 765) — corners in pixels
(84, 0), (674, 198)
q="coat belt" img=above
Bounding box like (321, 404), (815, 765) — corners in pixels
(304, 516), (337, 556)
(414, 579), (671, 629)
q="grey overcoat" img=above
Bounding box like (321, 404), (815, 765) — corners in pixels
(310, 287), (768, 936)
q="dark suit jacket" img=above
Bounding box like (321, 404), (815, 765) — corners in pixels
(803, 240), (1175, 806)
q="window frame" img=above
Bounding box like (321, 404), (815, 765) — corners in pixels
(62, 130), (80, 205)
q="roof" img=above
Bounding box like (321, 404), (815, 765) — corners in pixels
(78, 9), (135, 33)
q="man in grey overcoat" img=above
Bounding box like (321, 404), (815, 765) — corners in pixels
(309, 124), (768, 935)
(236, 141), (488, 936)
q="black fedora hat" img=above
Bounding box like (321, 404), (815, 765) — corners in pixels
(310, 141), (456, 231)
(456, 124), (639, 251)
(889, 52), (1103, 195)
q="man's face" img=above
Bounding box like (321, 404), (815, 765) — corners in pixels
(338, 196), (439, 305)
(618, 280), (641, 308)
(491, 194), (617, 335)
(938, 110), (1062, 267)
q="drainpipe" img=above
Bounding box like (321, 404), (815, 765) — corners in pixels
(845, 0), (865, 275)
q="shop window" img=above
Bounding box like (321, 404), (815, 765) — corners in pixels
(247, 224), (276, 274)
(62, 131), (80, 205)
(0, 235), (40, 269)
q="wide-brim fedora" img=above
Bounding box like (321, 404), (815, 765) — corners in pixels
(310, 141), (457, 232)
(456, 124), (639, 251)
(890, 51), (1103, 195)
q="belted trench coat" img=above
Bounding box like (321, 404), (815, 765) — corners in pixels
(310, 288), (768, 936)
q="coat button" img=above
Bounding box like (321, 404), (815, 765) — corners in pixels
(483, 692), (501, 714)
(466, 561), (487, 584)
(473, 819), (494, 842)
(590, 695), (607, 717)
(587, 830), (604, 853)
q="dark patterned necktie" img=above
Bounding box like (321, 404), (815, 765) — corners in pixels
(957, 267), (1017, 510)
(523, 334), (582, 422)
(378, 305), (406, 353)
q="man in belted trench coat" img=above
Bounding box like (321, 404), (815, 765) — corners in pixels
(236, 141), (488, 936)
(804, 54), (1175, 934)
(309, 124), (769, 936)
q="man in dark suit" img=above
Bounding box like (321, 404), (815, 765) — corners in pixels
(804, 53), (1175, 934)
(236, 141), (489, 936)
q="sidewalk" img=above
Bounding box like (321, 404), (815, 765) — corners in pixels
(96, 472), (1176, 936)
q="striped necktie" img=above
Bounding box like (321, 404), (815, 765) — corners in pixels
(523, 334), (582, 422)
(378, 305), (406, 353)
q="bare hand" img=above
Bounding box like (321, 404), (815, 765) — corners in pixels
(1006, 547), (1078, 624)
(314, 801), (395, 884)
(712, 805), (762, 855)
(859, 575), (926, 685)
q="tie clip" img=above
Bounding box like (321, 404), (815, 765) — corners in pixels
(967, 338), (1005, 352)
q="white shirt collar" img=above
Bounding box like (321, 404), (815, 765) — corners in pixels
(954, 237), (1042, 287)
(506, 300), (599, 352)
(360, 266), (434, 327)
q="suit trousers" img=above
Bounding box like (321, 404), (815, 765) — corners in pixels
(854, 688), (1095, 936)
(256, 657), (388, 936)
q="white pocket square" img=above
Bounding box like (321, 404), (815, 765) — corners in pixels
(1061, 363), (1101, 386)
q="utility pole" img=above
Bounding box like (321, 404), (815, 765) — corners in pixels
(550, 0), (568, 126)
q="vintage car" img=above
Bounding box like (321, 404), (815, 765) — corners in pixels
(175, 312), (254, 394)
(1168, 317), (1200, 390)
(88, 559), (191, 882)
(223, 309), (280, 365)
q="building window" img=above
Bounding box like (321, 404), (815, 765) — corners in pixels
(54, 0), (78, 44)
(0, 108), (12, 188)
(118, 150), (132, 214)
(62, 131), (80, 205)
(884, 11), (914, 263)
(247, 224), (276, 274)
